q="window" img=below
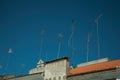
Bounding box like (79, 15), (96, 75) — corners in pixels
(58, 76), (61, 80)
(49, 78), (51, 80)
(53, 77), (56, 80)
(63, 76), (66, 80)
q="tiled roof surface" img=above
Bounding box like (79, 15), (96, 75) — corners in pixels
(70, 59), (120, 75)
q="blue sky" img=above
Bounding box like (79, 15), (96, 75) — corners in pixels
(0, 0), (120, 75)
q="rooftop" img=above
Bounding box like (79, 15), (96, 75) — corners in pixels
(77, 58), (109, 67)
(69, 59), (120, 75)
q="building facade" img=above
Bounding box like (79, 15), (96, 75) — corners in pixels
(28, 57), (69, 80)
(44, 57), (69, 80)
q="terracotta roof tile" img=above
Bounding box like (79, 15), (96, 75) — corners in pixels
(69, 59), (120, 75)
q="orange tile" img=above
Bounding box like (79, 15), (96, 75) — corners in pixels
(70, 59), (120, 75)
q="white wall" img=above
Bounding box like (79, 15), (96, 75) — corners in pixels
(45, 59), (68, 80)
(29, 67), (44, 74)
(29, 59), (45, 74)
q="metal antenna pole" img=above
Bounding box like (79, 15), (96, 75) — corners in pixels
(87, 32), (90, 62)
(0, 64), (3, 74)
(0, 65), (2, 69)
(4, 48), (12, 74)
(46, 52), (48, 61)
(69, 19), (76, 66)
(20, 64), (26, 75)
(57, 33), (63, 58)
(94, 14), (102, 59)
(97, 21), (100, 59)
(72, 48), (78, 66)
(68, 19), (75, 48)
(40, 30), (45, 59)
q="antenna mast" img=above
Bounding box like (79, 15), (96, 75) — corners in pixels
(87, 32), (90, 62)
(68, 19), (75, 48)
(46, 52), (48, 61)
(4, 48), (12, 74)
(72, 48), (77, 66)
(0, 64), (2, 69)
(57, 33), (63, 58)
(94, 14), (102, 59)
(40, 29), (45, 59)
(68, 19), (77, 66)
(20, 64), (26, 75)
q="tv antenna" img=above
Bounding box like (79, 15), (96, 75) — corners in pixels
(68, 19), (75, 48)
(94, 14), (102, 59)
(57, 33), (63, 58)
(68, 19), (78, 66)
(4, 48), (12, 74)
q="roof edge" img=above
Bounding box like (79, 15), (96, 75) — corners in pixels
(45, 56), (69, 64)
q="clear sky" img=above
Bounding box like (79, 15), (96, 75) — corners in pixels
(0, 0), (120, 76)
